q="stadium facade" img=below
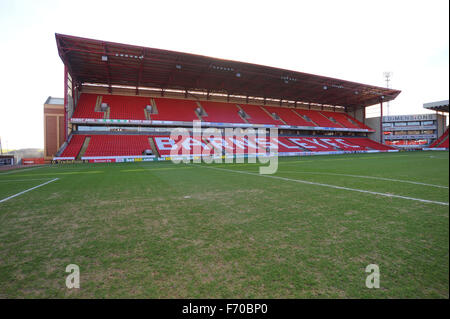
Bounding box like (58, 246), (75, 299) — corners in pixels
(366, 100), (449, 149)
(46, 34), (407, 163)
(44, 97), (65, 161)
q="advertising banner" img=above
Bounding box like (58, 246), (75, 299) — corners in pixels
(70, 118), (372, 132)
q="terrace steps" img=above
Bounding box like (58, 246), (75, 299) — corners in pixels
(236, 104), (250, 124)
(318, 112), (345, 128)
(260, 105), (288, 125)
(148, 137), (160, 158)
(77, 136), (91, 160)
(292, 109), (319, 126)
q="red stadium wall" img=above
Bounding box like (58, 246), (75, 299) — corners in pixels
(22, 158), (45, 165)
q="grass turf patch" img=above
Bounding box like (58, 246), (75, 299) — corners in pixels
(0, 151), (448, 298)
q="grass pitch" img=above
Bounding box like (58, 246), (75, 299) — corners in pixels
(0, 151), (448, 298)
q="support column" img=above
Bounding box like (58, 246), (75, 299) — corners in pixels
(380, 100), (383, 144)
(363, 107), (366, 124)
(64, 66), (68, 142)
(71, 81), (74, 108)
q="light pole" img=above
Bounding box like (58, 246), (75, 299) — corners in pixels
(383, 72), (392, 115)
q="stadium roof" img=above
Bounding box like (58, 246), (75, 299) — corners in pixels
(423, 100), (449, 112)
(56, 33), (401, 109)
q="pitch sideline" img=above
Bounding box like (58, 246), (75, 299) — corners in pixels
(191, 164), (449, 206)
(0, 178), (59, 204)
(281, 171), (449, 189)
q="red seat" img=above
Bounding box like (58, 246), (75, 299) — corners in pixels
(60, 135), (86, 157)
(429, 128), (449, 148)
(320, 111), (361, 129)
(263, 106), (316, 127)
(347, 138), (394, 151)
(151, 98), (199, 122)
(71, 94), (103, 119)
(439, 138), (449, 148)
(102, 95), (147, 120)
(295, 109), (343, 128)
(152, 135), (395, 155)
(239, 104), (283, 125)
(84, 135), (151, 156)
(200, 101), (245, 123)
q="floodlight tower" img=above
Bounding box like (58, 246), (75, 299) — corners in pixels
(383, 72), (392, 115)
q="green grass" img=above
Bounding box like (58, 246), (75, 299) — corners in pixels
(0, 151), (448, 298)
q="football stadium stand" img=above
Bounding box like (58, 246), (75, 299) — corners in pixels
(440, 138), (449, 148)
(71, 94), (376, 130)
(320, 111), (362, 129)
(71, 93), (104, 119)
(60, 135), (86, 158)
(58, 94), (397, 161)
(429, 128), (449, 148)
(263, 106), (316, 127)
(95, 135), (392, 158)
(57, 133), (393, 161)
(51, 34), (403, 162)
(294, 109), (343, 128)
(238, 104), (283, 125)
(350, 137), (394, 151)
(151, 98), (199, 122)
(83, 135), (151, 157)
(101, 95), (147, 120)
(200, 101), (246, 124)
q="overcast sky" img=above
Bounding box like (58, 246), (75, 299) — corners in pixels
(0, 0), (448, 150)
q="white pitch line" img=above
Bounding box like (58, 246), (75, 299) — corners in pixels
(192, 165), (449, 206)
(0, 178), (55, 183)
(281, 171), (449, 189)
(0, 178), (59, 204)
(0, 166), (47, 175)
(281, 154), (410, 165)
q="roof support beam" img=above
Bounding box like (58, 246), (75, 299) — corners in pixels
(103, 43), (112, 93)
(380, 99), (384, 144)
(363, 107), (366, 124)
(136, 49), (146, 95)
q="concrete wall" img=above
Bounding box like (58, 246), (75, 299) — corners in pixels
(365, 117), (381, 143)
(353, 107), (365, 124)
(437, 113), (448, 138)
